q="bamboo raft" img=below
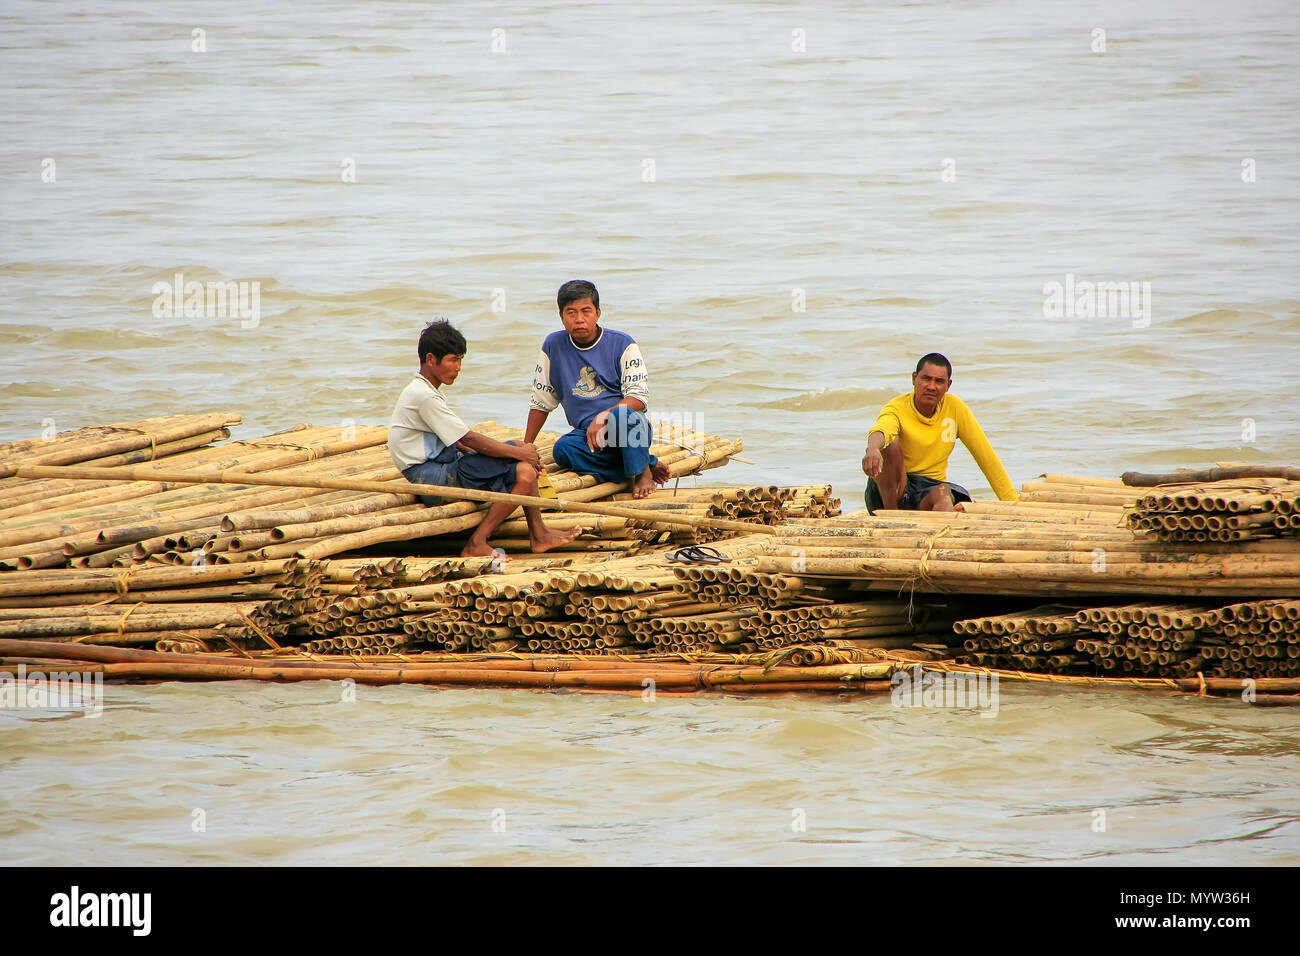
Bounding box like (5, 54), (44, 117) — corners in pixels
(1, 417), (1297, 704)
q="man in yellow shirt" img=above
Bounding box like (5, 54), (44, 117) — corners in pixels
(861, 353), (1018, 512)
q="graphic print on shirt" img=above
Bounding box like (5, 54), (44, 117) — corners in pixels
(571, 366), (607, 399)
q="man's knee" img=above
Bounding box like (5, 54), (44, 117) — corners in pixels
(551, 434), (579, 468)
(919, 483), (953, 511)
(606, 406), (651, 448)
(516, 461), (537, 483)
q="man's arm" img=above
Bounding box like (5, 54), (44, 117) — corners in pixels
(585, 341), (650, 451)
(458, 430), (541, 468)
(585, 396), (646, 451)
(861, 429), (888, 476)
(523, 408), (549, 445)
(861, 406), (901, 476)
(956, 403), (1018, 501)
(526, 349), (560, 443)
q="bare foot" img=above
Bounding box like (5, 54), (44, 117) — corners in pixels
(650, 462), (671, 483)
(529, 525), (583, 553)
(632, 469), (656, 499)
(460, 539), (497, 557)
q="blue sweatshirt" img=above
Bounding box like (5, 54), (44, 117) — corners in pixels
(529, 328), (649, 429)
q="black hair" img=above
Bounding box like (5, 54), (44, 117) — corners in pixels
(915, 352), (952, 378)
(557, 279), (600, 314)
(418, 319), (466, 365)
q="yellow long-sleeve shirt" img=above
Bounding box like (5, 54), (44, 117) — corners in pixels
(870, 393), (1019, 502)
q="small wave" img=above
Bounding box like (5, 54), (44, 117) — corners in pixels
(862, 296), (937, 307)
(0, 261), (89, 276)
(335, 44), (411, 53)
(692, 294), (770, 309)
(713, 171), (845, 184)
(758, 385), (899, 412)
(43, 328), (174, 351)
(0, 325), (47, 345)
(0, 381), (64, 400)
(927, 203), (1031, 219)
(158, 153), (261, 162)
(1164, 309), (1289, 332)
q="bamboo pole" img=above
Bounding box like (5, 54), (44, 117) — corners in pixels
(1124, 466), (1300, 486)
(0, 411), (243, 478)
(15, 464), (776, 536)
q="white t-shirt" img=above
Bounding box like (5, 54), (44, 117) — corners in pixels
(387, 375), (470, 471)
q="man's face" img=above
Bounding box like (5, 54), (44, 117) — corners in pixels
(561, 297), (601, 345)
(911, 362), (951, 408)
(426, 352), (462, 386)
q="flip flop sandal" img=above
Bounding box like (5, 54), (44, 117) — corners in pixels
(666, 545), (731, 564)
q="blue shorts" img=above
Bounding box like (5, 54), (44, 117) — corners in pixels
(403, 445), (519, 505)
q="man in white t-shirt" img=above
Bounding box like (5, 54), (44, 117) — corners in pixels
(388, 320), (581, 557)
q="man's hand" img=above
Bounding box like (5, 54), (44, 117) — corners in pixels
(586, 411), (610, 452)
(512, 442), (542, 469)
(862, 448), (883, 477)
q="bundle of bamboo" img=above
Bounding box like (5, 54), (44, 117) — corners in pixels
(0, 411), (242, 480)
(481, 484), (837, 554)
(1125, 479), (1300, 542)
(749, 508), (1300, 597)
(0, 558), (324, 648)
(3, 441), (1298, 702)
(0, 638), (901, 694)
(0, 562), (327, 651)
(2, 415), (750, 570)
(2, 424), (399, 570)
(956, 598), (1300, 678)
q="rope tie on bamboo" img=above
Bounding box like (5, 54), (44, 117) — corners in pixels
(115, 602), (144, 634)
(106, 426), (159, 460)
(902, 525), (955, 608)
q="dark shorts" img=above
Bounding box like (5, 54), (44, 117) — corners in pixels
(403, 445), (519, 506)
(453, 451), (518, 494)
(864, 473), (972, 513)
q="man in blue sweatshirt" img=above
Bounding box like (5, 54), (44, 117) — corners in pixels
(524, 279), (671, 499)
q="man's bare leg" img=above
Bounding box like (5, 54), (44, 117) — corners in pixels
(874, 440), (907, 509)
(462, 462), (581, 556)
(522, 505), (583, 552)
(918, 483), (956, 512)
(461, 498), (520, 557)
(517, 463), (582, 551)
